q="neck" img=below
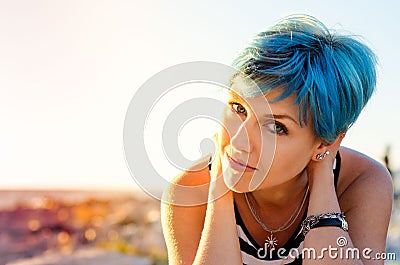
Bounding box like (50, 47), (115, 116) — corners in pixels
(249, 170), (308, 209)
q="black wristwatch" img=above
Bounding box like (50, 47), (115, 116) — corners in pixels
(302, 212), (348, 236)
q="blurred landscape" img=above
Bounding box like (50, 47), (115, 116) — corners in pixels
(0, 172), (399, 265)
(0, 190), (166, 265)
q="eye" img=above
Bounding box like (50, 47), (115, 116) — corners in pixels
(230, 102), (247, 115)
(266, 122), (288, 135)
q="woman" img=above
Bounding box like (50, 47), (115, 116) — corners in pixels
(161, 15), (393, 264)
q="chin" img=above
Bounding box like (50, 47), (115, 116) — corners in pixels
(222, 170), (264, 193)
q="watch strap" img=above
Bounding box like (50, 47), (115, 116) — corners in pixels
(313, 217), (346, 230)
(301, 212), (348, 236)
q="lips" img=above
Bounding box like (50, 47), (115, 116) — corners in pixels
(227, 154), (257, 172)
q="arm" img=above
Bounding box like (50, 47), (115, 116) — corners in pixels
(161, 152), (242, 265)
(161, 157), (210, 265)
(193, 186), (242, 265)
(304, 144), (393, 264)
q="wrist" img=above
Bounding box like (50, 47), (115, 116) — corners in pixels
(308, 172), (340, 216)
(208, 177), (231, 202)
(302, 212), (348, 236)
(309, 170), (334, 191)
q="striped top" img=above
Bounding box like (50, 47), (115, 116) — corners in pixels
(235, 153), (341, 265)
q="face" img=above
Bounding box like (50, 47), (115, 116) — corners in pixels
(217, 77), (321, 192)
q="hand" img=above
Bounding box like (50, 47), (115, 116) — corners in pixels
(208, 132), (231, 200)
(209, 133), (223, 182)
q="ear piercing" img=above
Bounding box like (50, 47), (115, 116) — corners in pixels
(316, 150), (330, 160)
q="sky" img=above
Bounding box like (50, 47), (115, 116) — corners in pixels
(0, 0), (399, 190)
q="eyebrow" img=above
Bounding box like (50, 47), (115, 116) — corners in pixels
(265, 114), (299, 125)
(228, 91), (246, 103)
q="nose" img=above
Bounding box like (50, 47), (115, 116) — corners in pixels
(230, 118), (257, 153)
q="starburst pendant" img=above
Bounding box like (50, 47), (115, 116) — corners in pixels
(266, 234), (278, 250)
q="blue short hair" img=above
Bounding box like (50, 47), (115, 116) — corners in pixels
(232, 15), (377, 143)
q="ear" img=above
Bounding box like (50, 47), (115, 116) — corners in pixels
(311, 133), (346, 162)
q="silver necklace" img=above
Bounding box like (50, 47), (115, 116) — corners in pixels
(244, 185), (309, 250)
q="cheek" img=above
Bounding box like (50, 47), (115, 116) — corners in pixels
(274, 151), (306, 174)
(265, 139), (315, 182)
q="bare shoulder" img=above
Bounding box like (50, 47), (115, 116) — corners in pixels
(163, 155), (211, 205)
(171, 155), (212, 187)
(337, 146), (393, 211)
(161, 155), (211, 264)
(336, 148), (393, 256)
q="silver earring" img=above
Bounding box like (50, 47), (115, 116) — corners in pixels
(316, 150), (330, 160)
